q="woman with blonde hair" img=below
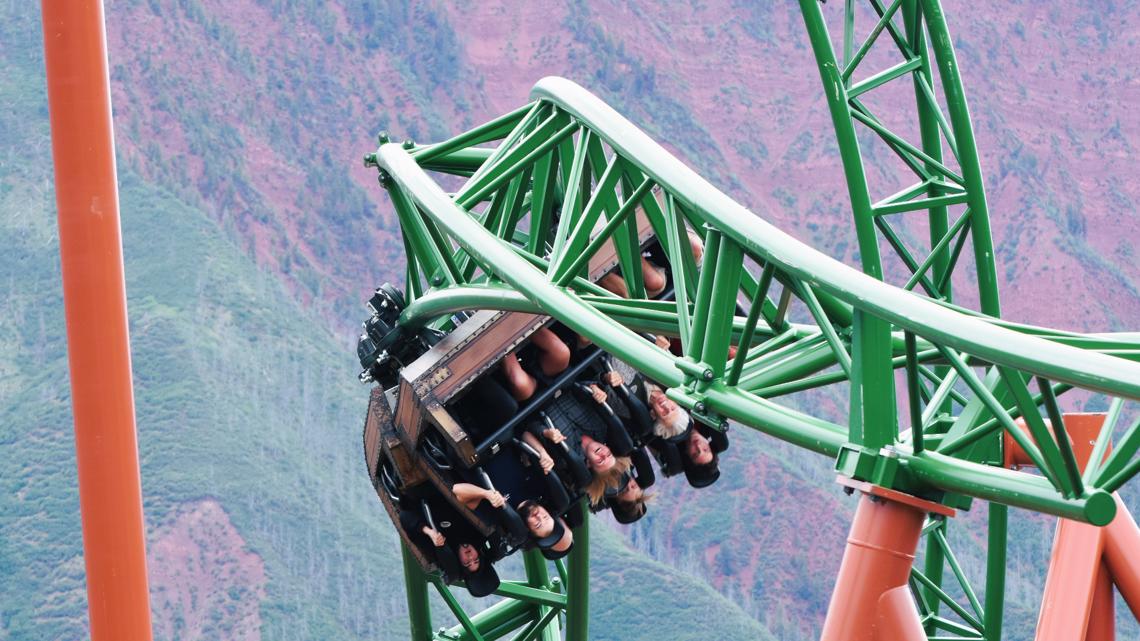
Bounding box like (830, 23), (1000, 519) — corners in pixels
(581, 435), (632, 505)
(597, 446), (657, 523)
(539, 425), (632, 506)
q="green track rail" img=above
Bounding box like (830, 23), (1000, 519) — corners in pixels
(363, 2), (1140, 639)
(374, 78), (1140, 523)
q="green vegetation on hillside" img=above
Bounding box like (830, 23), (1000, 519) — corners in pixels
(0, 8), (784, 641)
(6, 1), (1140, 640)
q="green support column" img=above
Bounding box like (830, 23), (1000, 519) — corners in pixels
(848, 309), (899, 450)
(901, 0), (952, 301)
(984, 503), (1007, 641)
(919, 0), (1001, 317)
(564, 503), (589, 641)
(522, 549), (561, 641)
(902, 4), (951, 632)
(799, 0), (897, 451)
(402, 544), (433, 641)
(796, 0), (881, 279)
(439, 594), (534, 641)
(921, 519), (947, 635)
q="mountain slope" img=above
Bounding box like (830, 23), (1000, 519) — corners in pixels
(0, 7), (782, 640)
(4, 1), (1140, 640)
(97, 1), (1140, 334)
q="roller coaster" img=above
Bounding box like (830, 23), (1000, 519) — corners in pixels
(355, 2), (1140, 640)
(37, 1), (1140, 641)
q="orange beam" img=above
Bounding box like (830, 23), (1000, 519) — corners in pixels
(1005, 412), (1107, 471)
(1007, 413), (1135, 641)
(41, 2), (154, 640)
(819, 481), (947, 641)
(1035, 518), (1104, 641)
(1086, 560), (1115, 641)
(1104, 493), (1140, 621)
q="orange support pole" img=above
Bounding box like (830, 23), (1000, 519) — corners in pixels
(820, 479), (955, 641)
(1006, 413), (1140, 641)
(1103, 493), (1140, 621)
(1025, 414), (1109, 641)
(41, 2), (154, 641)
(1035, 518), (1105, 641)
(1086, 560), (1115, 641)
(1005, 413), (1107, 471)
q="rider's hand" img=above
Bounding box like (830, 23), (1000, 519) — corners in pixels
(589, 384), (607, 404)
(485, 490), (505, 508)
(423, 526), (446, 547)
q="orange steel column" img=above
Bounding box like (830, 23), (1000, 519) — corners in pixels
(820, 480), (952, 641)
(1005, 413), (1107, 471)
(1103, 493), (1140, 621)
(1086, 560), (1115, 641)
(1029, 415), (1107, 641)
(1035, 518), (1105, 641)
(41, 2), (154, 641)
(1007, 413), (1126, 641)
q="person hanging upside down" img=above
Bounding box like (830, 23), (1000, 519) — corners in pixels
(631, 377), (729, 488)
(456, 430), (575, 556)
(600, 446), (656, 524)
(528, 392), (636, 506)
(518, 499), (575, 560)
(398, 496), (502, 597)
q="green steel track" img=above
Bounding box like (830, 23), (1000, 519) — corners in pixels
(362, 2), (1140, 639)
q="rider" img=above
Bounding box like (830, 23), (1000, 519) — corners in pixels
(398, 495), (502, 597)
(498, 330), (641, 505)
(518, 499), (576, 559)
(454, 430), (575, 553)
(635, 377), (729, 488)
(525, 376), (641, 506)
(599, 446), (656, 524)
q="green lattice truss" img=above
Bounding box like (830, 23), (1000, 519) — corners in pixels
(362, 1), (1140, 640)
